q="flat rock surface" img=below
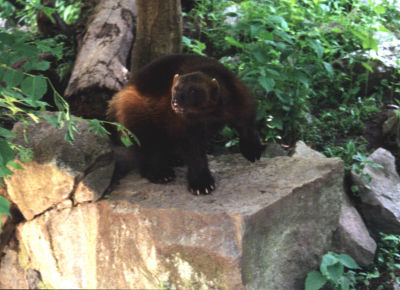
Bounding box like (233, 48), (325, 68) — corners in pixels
(111, 154), (341, 215)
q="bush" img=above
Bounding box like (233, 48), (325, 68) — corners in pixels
(184, 0), (398, 152)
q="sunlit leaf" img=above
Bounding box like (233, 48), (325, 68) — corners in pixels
(0, 195), (11, 217)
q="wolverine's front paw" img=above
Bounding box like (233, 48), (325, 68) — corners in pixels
(240, 139), (265, 162)
(188, 171), (215, 195)
(143, 167), (176, 184)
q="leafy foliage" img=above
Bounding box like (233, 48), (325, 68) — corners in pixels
(0, 2), (134, 228)
(184, 0), (398, 154)
(305, 252), (360, 290)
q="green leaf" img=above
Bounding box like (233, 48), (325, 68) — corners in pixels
(18, 147), (33, 163)
(320, 252), (340, 277)
(293, 70), (309, 88)
(24, 60), (50, 72)
(0, 195), (11, 217)
(268, 15), (288, 29)
(42, 113), (62, 128)
(361, 62), (373, 73)
(7, 160), (23, 170)
(338, 276), (351, 290)
(308, 39), (324, 58)
(362, 35), (378, 51)
(337, 254), (360, 269)
(121, 134), (133, 147)
(21, 75), (47, 100)
(0, 164), (13, 179)
(0, 138), (14, 166)
(374, 5), (386, 14)
(258, 76), (275, 92)
(305, 271), (327, 290)
(3, 69), (24, 88)
(225, 36), (244, 48)
(327, 263), (344, 282)
(0, 127), (15, 139)
(323, 62), (334, 75)
(88, 119), (110, 138)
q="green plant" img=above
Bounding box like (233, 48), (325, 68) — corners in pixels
(184, 0), (398, 151)
(351, 233), (400, 288)
(376, 233), (400, 285)
(0, 195), (11, 230)
(0, 8), (135, 229)
(305, 252), (360, 290)
(183, 0), (233, 57)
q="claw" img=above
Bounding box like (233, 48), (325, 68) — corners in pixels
(205, 188), (209, 194)
(196, 190), (200, 195)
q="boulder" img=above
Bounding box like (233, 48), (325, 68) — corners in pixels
(5, 114), (114, 220)
(332, 195), (377, 267)
(351, 148), (400, 235)
(293, 141), (377, 266)
(12, 154), (344, 289)
(291, 140), (325, 158)
(0, 246), (29, 289)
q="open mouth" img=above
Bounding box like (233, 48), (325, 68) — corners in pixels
(171, 99), (185, 114)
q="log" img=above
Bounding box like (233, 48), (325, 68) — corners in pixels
(64, 0), (135, 119)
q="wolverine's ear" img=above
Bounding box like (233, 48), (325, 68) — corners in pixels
(172, 74), (180, 86)
(211, 78), (220, 96)
(171, 74), (180, 95)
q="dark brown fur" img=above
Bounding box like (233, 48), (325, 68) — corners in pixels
(108, 54), (264, 194)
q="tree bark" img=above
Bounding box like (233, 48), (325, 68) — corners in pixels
(130, 0), (182, 73)
(64, 0), (136, 119)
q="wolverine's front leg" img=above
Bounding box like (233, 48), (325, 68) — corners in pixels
(135, 145), (176, 184)
(180, 133), (215, 195)
(233, 117), (265, 162)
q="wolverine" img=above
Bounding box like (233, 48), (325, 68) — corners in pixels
(108, 54), (264, 195)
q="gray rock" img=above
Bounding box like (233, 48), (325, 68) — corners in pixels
(5, 113), (114, 220)
(293, 141), (377, 266)
(351, 148), (400, 234)
(264, 142), (288, 157)
(332, 195), (377, 267)
(12, 154), (344, 289)
(292, 140), (326, 158)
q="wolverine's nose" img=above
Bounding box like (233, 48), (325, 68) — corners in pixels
(172, 98), (180, 106)
(171, 98), (184, 113)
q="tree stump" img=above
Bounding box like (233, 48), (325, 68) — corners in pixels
(130, 0), (182, 72)
(64, 0), (136, 119)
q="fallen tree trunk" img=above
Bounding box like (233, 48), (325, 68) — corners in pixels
(64, 0), (136, 119)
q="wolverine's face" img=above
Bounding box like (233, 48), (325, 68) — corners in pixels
(171, 72), (220, 117)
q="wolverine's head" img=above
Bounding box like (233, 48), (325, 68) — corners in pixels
(170, 72), (220, 117)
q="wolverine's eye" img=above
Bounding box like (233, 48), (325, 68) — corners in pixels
(190, 88), (203, 97)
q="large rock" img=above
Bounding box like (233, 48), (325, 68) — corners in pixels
(332, 196), (377, 267)
(0, 246), (29, 289)
(352, 148), (400, 234)
(293, 141), (377, 266)
(5, 114), (114, 220)
(13, 154), (344, 289)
